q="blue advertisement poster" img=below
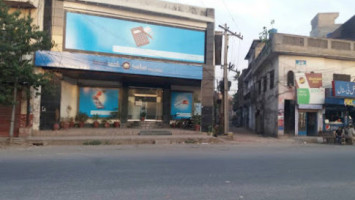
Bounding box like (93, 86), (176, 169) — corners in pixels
(65, 12), (205, 63)
(35, 51), (202, 80)
(333, 81), (355, 98)
(171, 92), (193, 119)
(79, 87), (119, 117)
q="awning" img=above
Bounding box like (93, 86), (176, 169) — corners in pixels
(298, 104), (322, 110)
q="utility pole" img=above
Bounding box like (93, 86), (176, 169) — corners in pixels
(218, 24), (243, 134)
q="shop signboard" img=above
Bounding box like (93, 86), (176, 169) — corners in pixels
(171, 92), (193, 119)
(297, 88), (325, 104)
(35, 51), (202, 80)
(65, 12), (205, 63)
(333, 81), (355, 98)
(295, 73), (322, 88)
(344, 98), (355, 106)
(79, 87), (119, 117)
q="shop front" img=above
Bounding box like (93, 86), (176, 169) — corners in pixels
(323, 81), (355, 132)
(297, 105), (323, 136)
(295, 73), (324, 136)
(35, 51), (202, 129)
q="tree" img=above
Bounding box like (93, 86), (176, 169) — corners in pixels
(0, 0), (53, 137)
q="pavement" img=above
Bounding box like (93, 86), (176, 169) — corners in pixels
(0, 126), (332, 147)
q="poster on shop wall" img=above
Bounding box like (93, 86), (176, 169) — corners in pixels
(295, 73), (325, 104)
(171, 92), (193, 119)
(79, 87), (119, 117)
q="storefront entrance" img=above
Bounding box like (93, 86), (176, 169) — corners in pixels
(298, 112), (317, 136)
(128, 88), (163, 121)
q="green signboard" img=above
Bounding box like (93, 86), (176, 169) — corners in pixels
(297, 88), (310, 104)
(297, 88), (325, 105)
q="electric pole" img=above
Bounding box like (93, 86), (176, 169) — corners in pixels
(218, 24), (243, 134)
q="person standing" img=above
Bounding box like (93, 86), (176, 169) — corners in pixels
(336, 127), (344, 144)
(346, 125), (355, 144)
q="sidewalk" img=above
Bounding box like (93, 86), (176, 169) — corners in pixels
(0, 127), (325, 147)
(24, 128), (222, 146)
(224, 127), (299, 144)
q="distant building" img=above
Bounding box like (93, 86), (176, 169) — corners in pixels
(310, 12), (341, 38)
(328, 15), (355, 41)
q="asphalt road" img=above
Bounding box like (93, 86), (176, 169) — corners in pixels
(1, 144), (355, 200)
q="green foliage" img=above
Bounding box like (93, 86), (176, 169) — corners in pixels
(232, 92), (239, 111)
(75, 112), (89, 122)
(233, 71), (241, 81)
(110, 110), (120, 119)
(92, 114), (99, 120)
(140, 111), (146, 118)
(218, 80), (231, 92)
(191, 114), (201, 125)
(0, 0), (53, 105)
(83, 140), (102, 145)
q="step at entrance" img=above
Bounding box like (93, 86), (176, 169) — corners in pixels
(138, 130), (172, 136)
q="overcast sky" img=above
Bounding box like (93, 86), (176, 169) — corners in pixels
(164, 0), (354, 93)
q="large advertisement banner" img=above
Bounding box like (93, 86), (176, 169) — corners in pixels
(171, 92), (193, 119)
(333, 81), (355, 98)
(295, 73), (324, 104)
(79, 87), (119, 117)
(65, 12), (205, 63)
(35, 51), (202, 80)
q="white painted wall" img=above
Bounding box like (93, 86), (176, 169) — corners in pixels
(60, 80), (78, 121)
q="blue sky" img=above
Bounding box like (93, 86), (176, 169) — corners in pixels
(164, 0), (354, 93)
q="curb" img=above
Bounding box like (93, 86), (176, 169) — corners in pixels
(25, 136), (223, 146)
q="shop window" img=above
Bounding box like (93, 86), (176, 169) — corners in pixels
(287, 71), (294, 87)
(270, 70), (274, 89)
(324, 109), (345, 124)
(263, 76), (267, 92)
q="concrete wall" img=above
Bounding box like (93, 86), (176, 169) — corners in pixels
(60, 79), (78, 121)
(279, 55), (355, 89)
(253, 56), (278, 136)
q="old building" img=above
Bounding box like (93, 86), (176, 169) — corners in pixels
(2, 0), (215, 136)
(239, 29), (355, 136)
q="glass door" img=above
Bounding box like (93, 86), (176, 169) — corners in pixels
(128, 88), (162, 121)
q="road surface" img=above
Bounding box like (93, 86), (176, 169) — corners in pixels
(1, 144), (355, 200)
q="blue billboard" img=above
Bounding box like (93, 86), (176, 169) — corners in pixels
(171, 92), (193, 119)
(65, 12), (205, 63)
(333, 81), (355, 98)
(35, 51), (202, 80)
(79, 87), (119, 117)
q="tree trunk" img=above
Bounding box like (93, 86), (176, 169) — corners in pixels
(9, 80), (18, 140)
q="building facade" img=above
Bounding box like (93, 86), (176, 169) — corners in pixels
(3, 0), (216, 136)
(238, 32), (355, 137)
